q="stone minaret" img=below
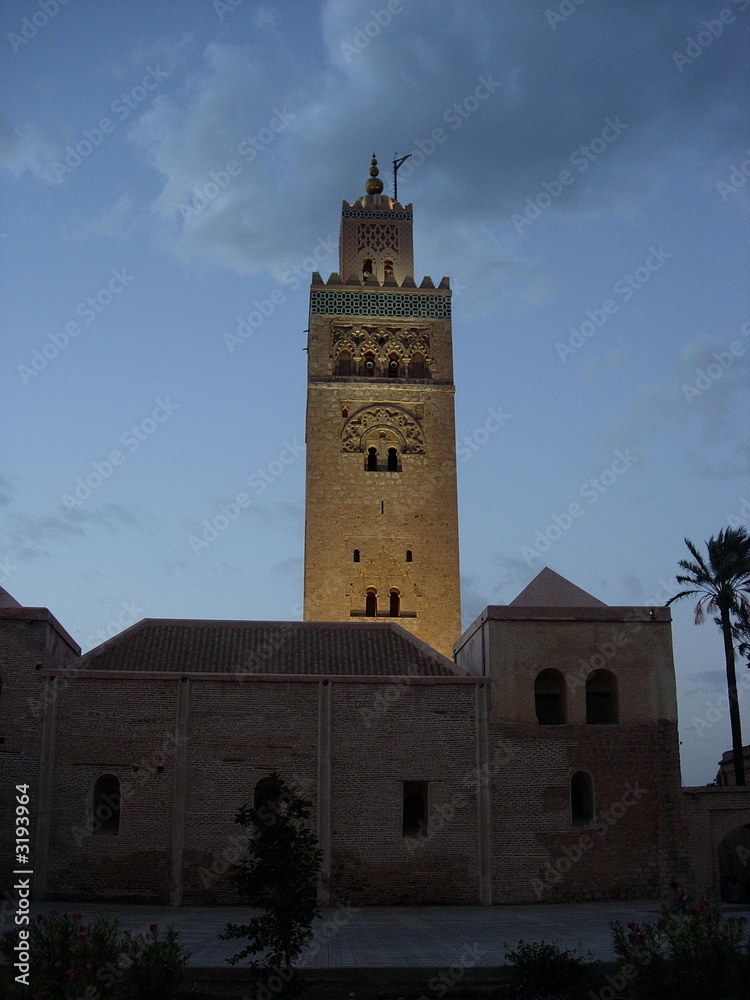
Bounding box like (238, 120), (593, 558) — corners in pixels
(303, 156), (461, 657)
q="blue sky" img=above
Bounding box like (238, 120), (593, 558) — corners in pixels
(1, 0), (748, 785)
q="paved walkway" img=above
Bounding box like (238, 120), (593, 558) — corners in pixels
(19, 899), (750, 968)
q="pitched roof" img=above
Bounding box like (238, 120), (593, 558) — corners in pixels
(75, 619), (464, 677)
(0, 585), (22, 609)
(509, 568), (607, 608)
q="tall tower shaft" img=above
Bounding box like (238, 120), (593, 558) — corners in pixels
(303, 157), (461, 657)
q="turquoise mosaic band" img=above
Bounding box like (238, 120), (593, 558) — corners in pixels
(310, 289), (451, 319)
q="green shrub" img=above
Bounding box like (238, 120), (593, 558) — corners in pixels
(499, 938), (596, 999)
(0, 910), (189, 1000)
(611, 899), (749, 1000)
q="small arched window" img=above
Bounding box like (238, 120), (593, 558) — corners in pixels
(387, 353), (400, 378)
(367, 447), (378, 472)
(92, 774), (120, 835)
(387, 447), (398, 472)
(586, 670), (619, 724)
(410, 352), (428, 379)
(353, 549), (360, 562)
(389, 589), (400, 617)
(406, 549), (413, 562)
(336, 350), (352, 376)
(362, 258), (373, 280)
(365, 588), (377, 617)
(534, 669), (566, 725)
(571, 771), (595, 825)
(363, 352), (376, 376)
(341, 407), (349, 418)
(384, 259), (394, 279)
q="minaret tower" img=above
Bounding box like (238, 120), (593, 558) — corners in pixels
(303, 156), (461, 657)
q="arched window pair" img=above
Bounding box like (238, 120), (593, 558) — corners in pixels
(366, 447), (399, 472)
(361, 259), (394, 281)
(534, 669), (619, 725)
(365, 588), (400, 617)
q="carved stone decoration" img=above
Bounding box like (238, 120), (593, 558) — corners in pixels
(341, 405), (425, 454)
(357, 222), (400, 254)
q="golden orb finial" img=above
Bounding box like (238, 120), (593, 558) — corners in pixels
(365, 152), (384, 194)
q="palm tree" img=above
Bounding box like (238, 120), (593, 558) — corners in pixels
(667, 527), (750, 785)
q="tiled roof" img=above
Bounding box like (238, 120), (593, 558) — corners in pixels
(76, 620), (464, 677)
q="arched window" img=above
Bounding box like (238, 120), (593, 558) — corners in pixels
(384, 259), (394, 279)
(586, 670), (619, 724)
(336, 350), (352, 376)
(534, 669), (566, 725)
(363, 352), (376, 376)
(387, 447), (399, 472)
(362, 258), (373, 280)
(406, 549), (413, 562)
(341, 407), (349, 418)
(367, 447), (378, 471)
(571, 771), (595, 825)
(92, 774), (120, 835)
(387, 353), (400, 378)
(353, 549), (360, 562)
(389, 589), (400, 617)
(402, 781), (427, 837)
(365, 588), (377, 617)
(410, 352), (428, 379)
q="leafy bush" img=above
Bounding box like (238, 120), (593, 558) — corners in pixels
(499, 938), (596, 999)
(611, 899), (749, 1000)
(1, 910), (189, 1000)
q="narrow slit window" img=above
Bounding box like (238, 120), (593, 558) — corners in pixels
(92, 774), (121, 835)
(353, 549), (360, 562)
(571, 771), (595, 825)
(406, 549), (413, 562)
(403, 781), (427, 837)
(389, 589), (400, 617)
(365, 588), (377, 617)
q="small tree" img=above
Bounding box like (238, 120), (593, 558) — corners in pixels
(221, 772), (323, 990)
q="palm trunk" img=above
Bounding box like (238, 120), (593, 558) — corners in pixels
(721, 605), (745, 785)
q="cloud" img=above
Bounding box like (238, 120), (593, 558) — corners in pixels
(0, 114), (60, 183)
(110, 0), (748, 280)
(0, 503), (155, 569)
(62, 194), (138, 242)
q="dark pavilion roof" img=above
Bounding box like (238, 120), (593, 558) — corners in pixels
(76, 619), (465, 677)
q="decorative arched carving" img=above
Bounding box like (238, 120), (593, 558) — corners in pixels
(341, 406), (425, 454)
